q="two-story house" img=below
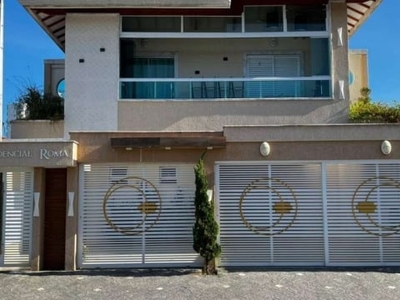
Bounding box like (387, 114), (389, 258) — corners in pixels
(1, 0), (399, 271)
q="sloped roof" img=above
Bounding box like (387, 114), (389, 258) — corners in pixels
(19, 0), (381, 51)
(347, 0), (381, 36)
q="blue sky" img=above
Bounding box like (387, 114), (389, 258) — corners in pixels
(3, 0), (400, 117)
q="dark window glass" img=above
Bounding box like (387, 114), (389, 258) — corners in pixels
(286, 5), (326, 32)
(122, 17), (181, 32)
(245, 6), (283, 32)
(184, 17), (241, 32)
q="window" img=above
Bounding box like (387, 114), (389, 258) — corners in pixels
(122, 17), (181, 32)
(120, 39), (175, 99)
(121, 5), (328, 36)
(244, 6), (283, 32)
(246, 54), (300, 98)
(184, 17), (241, 32)
(286, 5), (326, 32)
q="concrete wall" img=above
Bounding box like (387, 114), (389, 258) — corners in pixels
(65, 13), (119, 137)
(10, 120), (64, 139)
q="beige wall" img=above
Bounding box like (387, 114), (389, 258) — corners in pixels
(118, 99), (348, 131)
(70, 125), (400, 164)
(70, 128), (400, 186)
(134, 37), (312, 78)
(10, 120), (64, 139)
(349, 50), (368, 102)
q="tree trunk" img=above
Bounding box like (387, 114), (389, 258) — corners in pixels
(203, 258), (218, 275)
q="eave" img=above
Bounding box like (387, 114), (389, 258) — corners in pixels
(19, 0), (382, 52)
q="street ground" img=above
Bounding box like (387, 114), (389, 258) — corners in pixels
(0, 267), (399, 300)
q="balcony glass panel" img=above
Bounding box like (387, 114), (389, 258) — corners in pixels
(184, 17), (242, 32)
(122, 17), (181, 32)
(244, 6), (283, 32)
(120, 78), (331, 100)
(310, 38), (330, 76)
(286, 5), (326, 32)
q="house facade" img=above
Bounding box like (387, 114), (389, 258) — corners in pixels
(1, 0), (399, 271)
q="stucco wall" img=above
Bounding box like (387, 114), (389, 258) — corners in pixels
(133, 37), (312, 78)
(64, 13), (119, 138)
(10, 120), (64, 139)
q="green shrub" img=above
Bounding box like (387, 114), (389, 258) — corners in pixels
(193, 157), (221, 275)
(15, 86), (64, 120)
(349, 88), (400, 123)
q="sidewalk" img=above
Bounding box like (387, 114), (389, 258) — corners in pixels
(1, 268), (399, 300)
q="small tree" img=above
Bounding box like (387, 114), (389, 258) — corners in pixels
(193, 157), (221, 275)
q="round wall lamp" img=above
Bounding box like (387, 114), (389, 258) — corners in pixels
(260, 142), (271, 157)
(381, 140), (392, 155)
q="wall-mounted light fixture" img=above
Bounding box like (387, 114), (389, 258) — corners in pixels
(260, 142), (271, 157)
(337, 27), (343, 47)
(207, 189), (213, 202)
(339, 80), (345, 100)
(33, 192), (40, 217)
(68, 192), (75, 217)
(381, 140), (392, 155)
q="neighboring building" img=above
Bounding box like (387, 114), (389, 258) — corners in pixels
(1, 0), (398, 271)
(349, 49), (369, 102)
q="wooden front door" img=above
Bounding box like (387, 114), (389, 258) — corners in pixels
(43, 169), (67, 270)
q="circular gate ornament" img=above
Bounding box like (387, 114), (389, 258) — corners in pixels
(239, 178), (298, 236)
(352, 176), (400, 237)
(103, 176), (162, 235)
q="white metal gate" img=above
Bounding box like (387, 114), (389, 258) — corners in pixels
(326, 162), (400, 266)
(78, 163), (201, 268)
(217, 161), (400, 267)
(217, 163), (324, 266)
(1, 170), (33, 267)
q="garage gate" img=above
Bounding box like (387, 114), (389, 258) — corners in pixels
(78, 163), (201, 268)
(217, 161), (400, 267)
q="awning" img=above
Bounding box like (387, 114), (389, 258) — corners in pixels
(110, 132), (226, 149)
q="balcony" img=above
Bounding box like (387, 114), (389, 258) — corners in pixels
(120, 76), (331, 100)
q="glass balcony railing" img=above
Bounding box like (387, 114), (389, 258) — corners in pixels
(119, 77), (331, 100)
